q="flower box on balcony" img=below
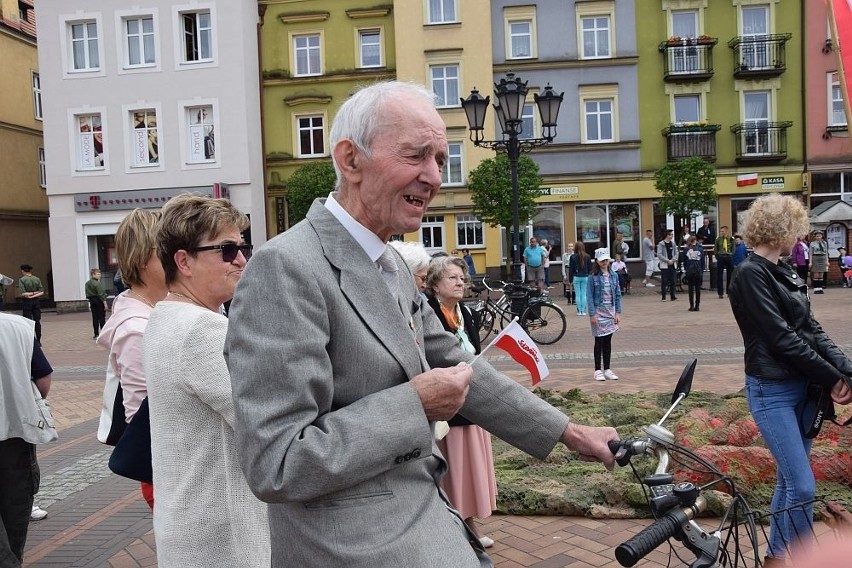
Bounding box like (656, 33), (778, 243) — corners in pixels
(663, 123), (722, 135)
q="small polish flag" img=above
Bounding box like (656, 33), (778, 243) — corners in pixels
(736, 173), (758, 187)
(484, 319), (550, 386)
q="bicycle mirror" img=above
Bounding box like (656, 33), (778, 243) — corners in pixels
(671, 359), (697, 406)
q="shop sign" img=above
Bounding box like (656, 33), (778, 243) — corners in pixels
(760, 177), (785, 190)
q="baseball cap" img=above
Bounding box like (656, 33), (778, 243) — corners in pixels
(594, 248), (612, 262)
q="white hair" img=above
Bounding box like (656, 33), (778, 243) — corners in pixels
(388, 240), (432, 275)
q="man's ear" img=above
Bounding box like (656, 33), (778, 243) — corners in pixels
(333, 139), (362, 184)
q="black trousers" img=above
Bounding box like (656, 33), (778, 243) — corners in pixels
(0, 438), (39, 567)
(20, 300), (41, 343)
(593, 334), (613, 371)
(688, 281), (701, 308)
(661, 267), (677, 300)
(88, 297), (106, 336)
(717, 255), (733, 296)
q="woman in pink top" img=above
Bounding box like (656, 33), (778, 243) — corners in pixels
(97, 208), (167, 508)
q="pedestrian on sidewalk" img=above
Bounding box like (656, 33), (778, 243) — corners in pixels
(715, 226), (735, 298)
(0, 312), (55, 567)
(682, 236), (704, 312)
(641, 229), (656, 287)
(84, 268), (108, 339)
(809, 231), (828, 294)
(17, 264), (44, 343)
(657, 230), (678, 301)
(144, 194), (269, 567)
(588, 248), (622, 381)
(729, 193), (852, 565)
(568, 241), (592, 315)
(96, 208), (168, 510)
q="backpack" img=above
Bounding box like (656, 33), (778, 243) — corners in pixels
(686, 261), (702, 283)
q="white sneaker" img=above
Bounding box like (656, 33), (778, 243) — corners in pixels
(594, 370), (606, 381)
(604, 369), (619, 380)
(645, 283), (656, 287)
(479, 536), (494, 548)
(31, 505), (48, 521)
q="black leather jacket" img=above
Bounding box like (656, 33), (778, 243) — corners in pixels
(728, 254), (851, 388)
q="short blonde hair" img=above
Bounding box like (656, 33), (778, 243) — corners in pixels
(115, 208), (160, 288)
(156, 193), (249, 285)
(742, 193), (809, 250)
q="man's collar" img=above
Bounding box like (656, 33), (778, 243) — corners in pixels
(324, 192), (386, 262)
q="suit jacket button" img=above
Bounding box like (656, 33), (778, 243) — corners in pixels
(394, 456), (404, 464)
(411, 449), (421, 459)
(403, 452), (412, 461)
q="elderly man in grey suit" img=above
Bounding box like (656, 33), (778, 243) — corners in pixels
(225, 81), (618, 568)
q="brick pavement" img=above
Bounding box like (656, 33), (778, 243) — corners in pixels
(16, 286), (852, 567)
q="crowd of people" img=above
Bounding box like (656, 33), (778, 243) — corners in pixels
(3, 80), (851, 568)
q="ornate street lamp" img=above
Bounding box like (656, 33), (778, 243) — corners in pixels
(461, 73), (563, 299)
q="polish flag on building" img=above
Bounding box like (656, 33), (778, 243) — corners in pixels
(736, 173), (758, 187)
(829, 0), (852, 127)
(490, 320), (549, 386)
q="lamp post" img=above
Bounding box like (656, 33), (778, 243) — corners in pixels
(460, 73), (563, 299)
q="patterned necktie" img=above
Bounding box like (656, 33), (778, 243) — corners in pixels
(377, 247), (399, 299)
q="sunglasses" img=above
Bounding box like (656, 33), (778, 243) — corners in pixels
(188, 243), (253, 263)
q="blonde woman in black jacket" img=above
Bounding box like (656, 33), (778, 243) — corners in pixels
(728, 193), (852, 566)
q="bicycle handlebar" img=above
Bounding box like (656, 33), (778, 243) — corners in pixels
(614, 497), (706, 567)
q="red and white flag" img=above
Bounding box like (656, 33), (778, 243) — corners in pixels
(736, 173), (758, 187)
(486, 319), (549, 386)
(829, 0), (852, 128)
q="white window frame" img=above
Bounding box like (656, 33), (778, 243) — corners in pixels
(59, 13), (105, 78)
(442, 141), (463, 186)
(124, 105), (164, 171)
(421, 215), (446, 253)
(426, 0), (457, 25)
(519, 103), (536, 140)
(740, 4), (770, 70)
(116, 9), (160, 73)
(68, 107), (109, 175)
(295, 114), (326, 158)
(580, 85), (618, 144)
(178, 99), (219, 169)
(829, 72), (847, 127)
(358, 28), (382, 68)
(504, 6), (537, 60)
(673, 94), (702, 124)
(430, 64), (460, 108)
(38, 146), (46, 188)
(32, 72), (42, 120)
(293, 32), (322, 77)
(173, 3), (217, 70)
(580, 15), (611, 59)
(456, 214), (484, 248)
(742, 90), (772, 156)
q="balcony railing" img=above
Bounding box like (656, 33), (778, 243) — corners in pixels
(730, 122), (793, 162)
(658, 37), (717, 82)
(662, 124), (721, 161)
(727, 34), (792, 78)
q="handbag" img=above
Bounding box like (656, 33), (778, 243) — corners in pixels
(108, 397), (153, 484)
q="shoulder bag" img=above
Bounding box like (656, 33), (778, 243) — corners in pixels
(108, 397), (153, 484)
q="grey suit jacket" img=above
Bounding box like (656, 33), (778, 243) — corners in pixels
(225, 200), (570, 567)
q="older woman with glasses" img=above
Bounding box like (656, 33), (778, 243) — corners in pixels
(143, 193), (269, 567)
(424, 255), (497, 549)
(389, 240), (431, 294)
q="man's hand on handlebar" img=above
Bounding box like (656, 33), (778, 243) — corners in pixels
(560, 422), (619, 470)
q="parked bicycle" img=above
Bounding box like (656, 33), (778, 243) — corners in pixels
(466, 275), (566, 345)
(608, 359), (846, 568)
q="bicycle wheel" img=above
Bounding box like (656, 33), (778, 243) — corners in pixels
(521, 302), (566, 345)
(478, 305), (496, 343)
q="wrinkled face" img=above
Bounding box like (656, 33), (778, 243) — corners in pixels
(343, 93), (447, 241)
(413, 269), (428, 292)
(529, 238), (537, 247)
(184, 226), (247, 306)
(434, 263), (466, 305)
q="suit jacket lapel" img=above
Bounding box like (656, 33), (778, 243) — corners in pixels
(307, 201), (424, 380)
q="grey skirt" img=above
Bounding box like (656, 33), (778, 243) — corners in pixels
(811, 255), (828, 273)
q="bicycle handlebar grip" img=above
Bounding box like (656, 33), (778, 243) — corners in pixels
(614, 509), (683, 567)
(608, 440), (622, 454)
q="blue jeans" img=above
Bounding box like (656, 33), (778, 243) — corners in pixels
(745, 375), (816, 558)
(573, 276), (589, 315)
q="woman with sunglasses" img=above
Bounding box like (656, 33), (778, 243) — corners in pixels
(729, 194), (852, 566)
(424, 255), (497, 549)
(142, 193), (269, 567)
